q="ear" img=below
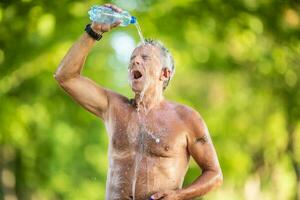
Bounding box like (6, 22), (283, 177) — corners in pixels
(159, 68), (171, 81)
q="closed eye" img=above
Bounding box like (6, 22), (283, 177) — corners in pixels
(142, 55), (150, 60)
(130, 55), (136, 61)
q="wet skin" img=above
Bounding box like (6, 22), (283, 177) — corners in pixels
(105, 95), (191, 199)
(55, 38), (222, 199)
(54, 4), (222, 199)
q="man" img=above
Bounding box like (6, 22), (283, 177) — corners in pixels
(54, 3), (223, 200)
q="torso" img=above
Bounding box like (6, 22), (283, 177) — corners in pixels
(104, 94), (191, 200)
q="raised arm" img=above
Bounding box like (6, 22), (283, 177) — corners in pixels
(54, 4), (122, 120)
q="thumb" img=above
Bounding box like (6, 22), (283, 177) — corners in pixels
(151, 192), (166, 199)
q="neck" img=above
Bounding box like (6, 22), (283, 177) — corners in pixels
(134, 86), (164, 112)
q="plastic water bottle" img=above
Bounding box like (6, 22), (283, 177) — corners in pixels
(88, 5), (136, 27)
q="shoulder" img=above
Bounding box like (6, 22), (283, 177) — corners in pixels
(107, 89), (130, 104)
(105, 90), (133, 114)
(167, 101), (203, 123)
(167, 101), (208, 138)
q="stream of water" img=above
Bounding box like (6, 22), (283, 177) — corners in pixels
(129, 21), (158, 199)
(135, 21), (145, 45)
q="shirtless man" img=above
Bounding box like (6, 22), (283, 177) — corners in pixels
(54, 4), (223, 200)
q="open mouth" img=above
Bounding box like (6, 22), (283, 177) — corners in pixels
(133, 70), (143, 79)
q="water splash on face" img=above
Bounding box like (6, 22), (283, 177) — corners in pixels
(128, 28), (164, 199)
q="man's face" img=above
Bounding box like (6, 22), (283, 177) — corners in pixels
(128, 45), (164, 93)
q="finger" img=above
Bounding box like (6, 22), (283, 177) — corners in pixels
(103, 24), (111, 32)
(103, 3), (112, 7)
(110, 20), (121, 28)
(151, 192), (166, 199)
(110, 5), (123, 12)
(103, 3), (114, 11)
(103, 3), (122, 13)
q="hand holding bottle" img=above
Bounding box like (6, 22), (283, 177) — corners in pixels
(90, 4), (123, 33)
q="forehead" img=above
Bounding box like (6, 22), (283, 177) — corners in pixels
(131, 44), (161, 57)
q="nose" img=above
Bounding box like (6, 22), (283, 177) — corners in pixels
(132, 56), (142, 66)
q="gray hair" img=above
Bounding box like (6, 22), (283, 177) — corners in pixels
(137, 39), (175, 90)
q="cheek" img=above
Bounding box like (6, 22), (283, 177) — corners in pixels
(144, 59), (162, 78)
(149, 69), (161, 81)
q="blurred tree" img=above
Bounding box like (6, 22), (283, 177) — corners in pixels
(0, 0), (299, 199)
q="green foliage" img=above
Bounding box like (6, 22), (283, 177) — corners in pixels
(0, 0), (299, 199)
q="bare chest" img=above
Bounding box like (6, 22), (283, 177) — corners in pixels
(106, 108), (188, 158)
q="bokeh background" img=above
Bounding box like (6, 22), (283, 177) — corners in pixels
(1, 0), (300, 199)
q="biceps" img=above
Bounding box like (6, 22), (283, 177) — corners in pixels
(189, 141), (220, 171)
(58, 76), (108, 118)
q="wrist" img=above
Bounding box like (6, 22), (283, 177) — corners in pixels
(85, 24), (103, 41)
(82, 32), (97, 44)
(90, 24), (104, 35)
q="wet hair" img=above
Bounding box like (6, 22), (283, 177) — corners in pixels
(137, 39), (175, 90)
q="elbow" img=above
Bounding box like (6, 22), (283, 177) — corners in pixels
(53, 72), (59, 81)
(53, 63), (70, 84)
(53, 70), (76, 85)
(54, 65), (63, 83)
(214, 171), (223, 188)
(54, 72), (79, 89)
(53, 72), (65, 84)
(53, 72), (71, 88)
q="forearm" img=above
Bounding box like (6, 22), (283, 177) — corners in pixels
(178, 170), (223, 200)
(54, 33), (96, 81)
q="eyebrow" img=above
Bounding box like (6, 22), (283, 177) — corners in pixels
(130, 55), (136, 60)
(130, 54), (150, 60)
(141, 54), (149, 58)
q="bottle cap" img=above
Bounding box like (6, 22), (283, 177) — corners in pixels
(130, 16), (137, 24)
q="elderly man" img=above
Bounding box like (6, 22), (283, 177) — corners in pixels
(54, 3), (223, 200)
